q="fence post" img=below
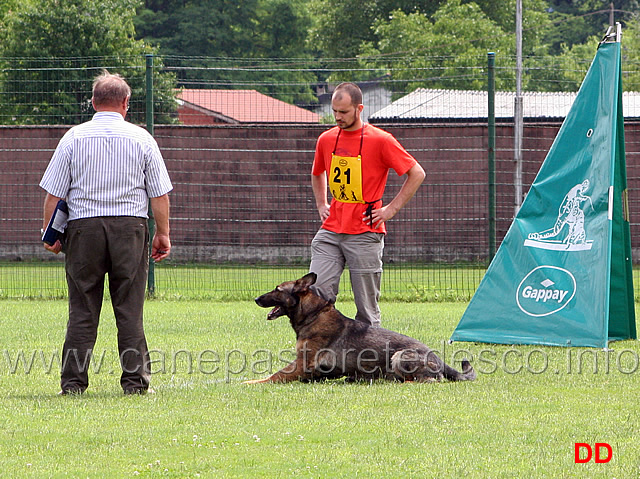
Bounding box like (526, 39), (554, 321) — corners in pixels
(145, 53), (156, 296)
(487, 52), (496, 262)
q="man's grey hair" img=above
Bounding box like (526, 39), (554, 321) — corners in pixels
(92, 70), (131, 107)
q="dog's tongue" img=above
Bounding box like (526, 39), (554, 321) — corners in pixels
(267, 306), (282, 320)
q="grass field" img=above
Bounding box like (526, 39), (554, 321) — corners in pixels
(1, 297), (639, 477)
(5, 261), (640, 303)
(0, 261), (487, 301)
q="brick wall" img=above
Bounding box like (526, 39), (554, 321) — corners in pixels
(2, 122), (639, 263)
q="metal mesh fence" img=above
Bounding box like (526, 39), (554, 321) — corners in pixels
(1, 53), (640, 300)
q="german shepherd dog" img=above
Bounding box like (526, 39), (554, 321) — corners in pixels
(244, 273), (475, 384)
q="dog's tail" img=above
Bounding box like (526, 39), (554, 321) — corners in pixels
(443, 358), (476, 382)
(391, 350), (476, 382)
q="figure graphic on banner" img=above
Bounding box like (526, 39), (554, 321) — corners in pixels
(525, 179), (594, 251)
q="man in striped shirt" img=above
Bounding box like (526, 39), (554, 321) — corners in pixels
(40, 71), (173, 395)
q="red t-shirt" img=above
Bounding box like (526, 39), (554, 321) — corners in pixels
(312, 123), (417, 235)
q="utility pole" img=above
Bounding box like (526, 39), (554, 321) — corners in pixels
(609, 3), (614, 26)
(514, 0), (523, 215)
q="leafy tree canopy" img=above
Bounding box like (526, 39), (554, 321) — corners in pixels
(135, 0), (317, 103)
(543, 0), (639, 54)
(0, 0), (177, 124)
(544, 15), (640, 93)
(307, 0), (449, 60)
(358, 0), (516, 92)
(2, 0), (639, 124)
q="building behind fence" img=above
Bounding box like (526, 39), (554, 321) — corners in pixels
(1, 54), (640, 299)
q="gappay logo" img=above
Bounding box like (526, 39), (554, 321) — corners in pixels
(516, 265), (576, 317)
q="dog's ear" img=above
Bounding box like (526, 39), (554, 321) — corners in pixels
(293, 272), (317, 293)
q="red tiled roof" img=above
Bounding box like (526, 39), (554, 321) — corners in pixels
(176, 89), (319, 124)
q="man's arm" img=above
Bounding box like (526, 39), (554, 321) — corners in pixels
(150, 194), (171, 262)
(367, 162), (425, 229)
(42, 193), (64, 254)
(311, 173), (330, 223)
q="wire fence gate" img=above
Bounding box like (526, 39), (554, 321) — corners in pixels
(1, 52), (640, 300)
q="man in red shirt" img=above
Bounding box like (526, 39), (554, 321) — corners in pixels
(310, 82), (425, 327)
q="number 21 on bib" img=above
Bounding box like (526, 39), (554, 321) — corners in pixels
(329, 154), (364, 204)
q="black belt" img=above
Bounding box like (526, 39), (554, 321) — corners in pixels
(364, 199), (381, 226)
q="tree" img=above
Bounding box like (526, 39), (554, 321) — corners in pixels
(0, 0), (177, 125)
(543, 0), (640, 55)
(546, 16), (640, 93)
(307, 0), (555, 88)
(469, 0), (550, 56)
(307, 0), (448, 61)
(621, 17), (640, 92)
(359, 0), (516, 94)
(0, 0), (18, 35)
(134, 0), (317, 104)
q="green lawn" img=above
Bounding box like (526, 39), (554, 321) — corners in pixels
(1, 298), (639, 477)
(5, 261), (640, 302)
(0, 261), (507, 301)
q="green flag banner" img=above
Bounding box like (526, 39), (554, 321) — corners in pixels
(451, 27), (636, 348)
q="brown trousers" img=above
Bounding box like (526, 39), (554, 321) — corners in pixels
(61, 217), (150, 393)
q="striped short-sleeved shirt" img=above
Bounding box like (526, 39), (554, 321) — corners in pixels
(40, 112), (173, 221)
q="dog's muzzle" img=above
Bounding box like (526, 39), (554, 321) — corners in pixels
(255, 292), (298, 320)
(266, 306), (285, 320)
